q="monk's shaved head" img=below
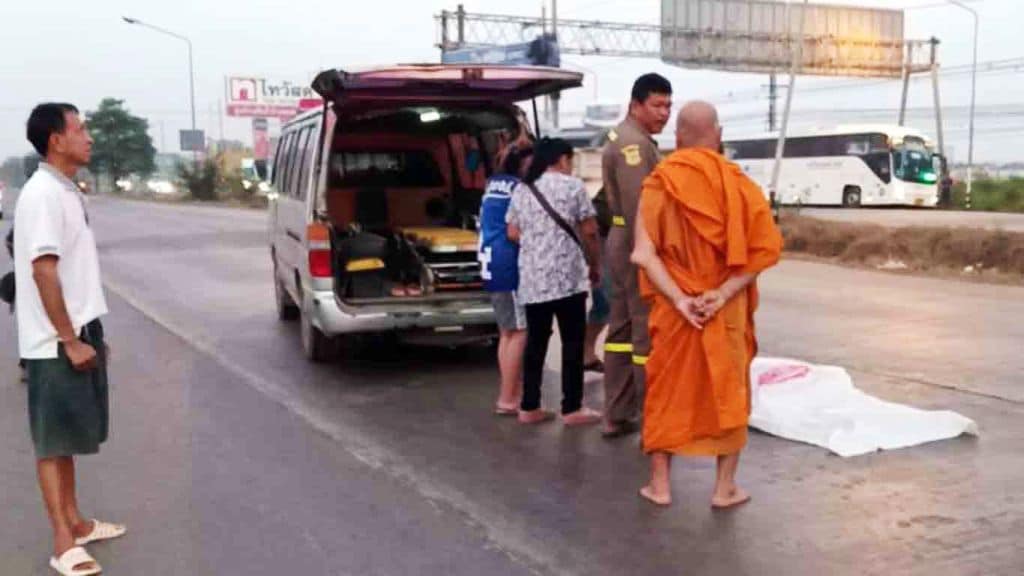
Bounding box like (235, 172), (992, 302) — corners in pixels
(676, 100), (722, 151)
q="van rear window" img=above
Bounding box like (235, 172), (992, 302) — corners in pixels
(329, 151), (444, 188)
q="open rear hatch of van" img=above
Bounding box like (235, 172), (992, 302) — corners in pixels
(312, 65), (583, 105)
(313, 65), (582, 310)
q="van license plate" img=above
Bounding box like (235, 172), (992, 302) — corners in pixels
(435, 326), (464, 333)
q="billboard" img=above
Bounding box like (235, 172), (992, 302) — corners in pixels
(252, 118), (270, 161)
(442, 34), (560, 67)
(225, 76), (322, 119)
(661, 0), (906, 78)
(179, 129), (205, 152)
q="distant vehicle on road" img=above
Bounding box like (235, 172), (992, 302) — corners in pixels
(267, 64), (582, 361)
(677, 125), (941, 208)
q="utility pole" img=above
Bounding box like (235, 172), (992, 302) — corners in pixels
(769, 0), (807, 213)
(947, 0), (978, 209)
(550, 0), (560, 130)
(218, 99), (225, 142)
(541, 3), (549, 127)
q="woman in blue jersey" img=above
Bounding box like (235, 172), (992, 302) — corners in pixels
(479, 143), (533, 415)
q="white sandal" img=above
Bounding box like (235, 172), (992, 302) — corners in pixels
(49, 546), (102, 576)
(74, 519), (127, 546)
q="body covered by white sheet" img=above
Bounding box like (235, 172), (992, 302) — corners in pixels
(749, 358), (979, 457)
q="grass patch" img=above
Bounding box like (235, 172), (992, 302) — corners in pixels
(780, 215), (1024, 280)
(952, 177), (1024, 213)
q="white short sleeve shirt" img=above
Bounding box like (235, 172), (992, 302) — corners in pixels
(14, 163), (108, 359)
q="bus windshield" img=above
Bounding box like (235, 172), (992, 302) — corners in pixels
(893, 137), (938, 185)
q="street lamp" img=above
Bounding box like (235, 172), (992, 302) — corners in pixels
(122, 16), (196, 151)
(947, 1), (978, 209)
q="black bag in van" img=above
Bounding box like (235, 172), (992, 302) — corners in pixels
(338, 231), (389, 298)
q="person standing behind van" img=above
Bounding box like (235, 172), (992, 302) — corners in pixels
(479, 144), (533, 415)
(506, 138), (603, 426)
(601, 73), (673, 438)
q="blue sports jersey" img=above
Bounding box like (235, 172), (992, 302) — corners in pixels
(478, 174), (520, 292)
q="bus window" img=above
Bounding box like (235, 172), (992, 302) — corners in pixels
(863, 152), (892, 183)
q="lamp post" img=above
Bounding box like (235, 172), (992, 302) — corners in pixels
(947, 1), (978, 209)
(122, 17), (196, 153)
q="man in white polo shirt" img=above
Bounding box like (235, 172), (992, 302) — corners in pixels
(16, 103), (125, 576)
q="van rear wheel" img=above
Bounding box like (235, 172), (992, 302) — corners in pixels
(275, 275), (299, 321)
(301, 303), (335, 363)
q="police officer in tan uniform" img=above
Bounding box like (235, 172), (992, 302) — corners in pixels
(600, 74), (673, 437)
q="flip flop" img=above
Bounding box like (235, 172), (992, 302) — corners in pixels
(49, 546), (101, 576)
(74, 519), (127, 546)
(493, 404), (518, 416)
(518, 409), (556, 424)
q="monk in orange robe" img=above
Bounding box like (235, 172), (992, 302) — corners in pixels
(631, 101), (783, 508)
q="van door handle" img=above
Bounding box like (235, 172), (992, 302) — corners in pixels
(286, 230), (302, 242)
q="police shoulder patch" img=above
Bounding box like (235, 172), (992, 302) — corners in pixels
(621, 144), (641, 166)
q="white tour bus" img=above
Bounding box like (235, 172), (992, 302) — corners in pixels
(675, 125), (940, 207)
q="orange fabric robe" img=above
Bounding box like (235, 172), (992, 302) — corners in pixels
(639, 148), (783, 456)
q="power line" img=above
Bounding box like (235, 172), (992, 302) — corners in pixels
(711, 58), (1024, 105)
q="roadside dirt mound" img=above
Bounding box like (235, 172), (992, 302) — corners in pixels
(780, 215), (1024, 278)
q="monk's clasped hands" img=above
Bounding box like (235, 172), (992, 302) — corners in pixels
(675, 289), (728, 330)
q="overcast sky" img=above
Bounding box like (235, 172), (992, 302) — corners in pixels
(1, 0), (1019, 163)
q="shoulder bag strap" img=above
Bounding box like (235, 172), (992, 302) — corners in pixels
(525, 183), (583, 252)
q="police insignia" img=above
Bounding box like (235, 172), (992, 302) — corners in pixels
(622, 144), (641, 166)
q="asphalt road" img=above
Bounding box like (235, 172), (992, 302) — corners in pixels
(797, 207), (1024, 232)
(1, 196), (1022, 575)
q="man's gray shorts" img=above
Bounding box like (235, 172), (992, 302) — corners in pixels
(490, 291), (526, 331)
(25, 319), (108, 459)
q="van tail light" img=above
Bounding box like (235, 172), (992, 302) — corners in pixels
(307, 223), (332, 278)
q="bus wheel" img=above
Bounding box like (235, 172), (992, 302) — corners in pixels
(842, 186), (862, 208)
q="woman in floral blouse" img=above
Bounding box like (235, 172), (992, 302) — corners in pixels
(506, 138), (603, 426)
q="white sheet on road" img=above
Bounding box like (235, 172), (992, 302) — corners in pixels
(749, 357), (979, 457)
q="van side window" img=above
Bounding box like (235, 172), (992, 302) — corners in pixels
(287, 128), (307, 199)
(276, 131), (296, 194)
(285, 131), (306, 198)
(295, 126), (317, 201)
(271, 135), (288, 188)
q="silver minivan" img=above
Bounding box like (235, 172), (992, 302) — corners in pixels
(268, 64), (582, 361)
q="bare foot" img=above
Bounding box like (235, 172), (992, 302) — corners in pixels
(518, 409), (555, 424)
(639, 485), (672, 507)
(562, 407), (602, 426)
(601, 420), (639, 438)
(711, 487), (751, 509)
